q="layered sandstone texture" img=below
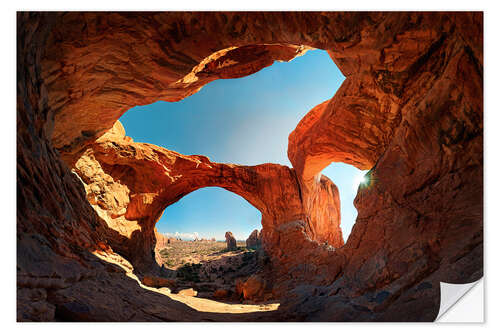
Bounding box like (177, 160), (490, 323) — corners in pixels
(18, 12), (482, 321)
(246, 230), (262, 249)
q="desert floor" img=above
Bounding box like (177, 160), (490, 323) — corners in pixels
(155, 240), (270, 303)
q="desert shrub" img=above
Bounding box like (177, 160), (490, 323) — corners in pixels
(197, 284), (214, 292)
(177, 263), (202, 282)
(159, 248), (169, 257)
(242, 251), (254, 262)
(220, 246), (246, 254)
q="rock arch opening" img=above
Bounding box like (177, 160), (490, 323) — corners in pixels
(79, 45), (381, 280)
(115, 48), (359, 259)
(153, 187), (268, 302)
(118, 49), (344, 166)
(321, 162), (368, 243)
(156, 187), (262, 243)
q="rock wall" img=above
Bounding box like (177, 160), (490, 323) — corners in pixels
(17, 12), (482, 321)
(246, 230), (262, 249)
(282, 13), (483, 321)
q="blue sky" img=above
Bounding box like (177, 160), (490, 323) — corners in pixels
(120, 49), (365, 242)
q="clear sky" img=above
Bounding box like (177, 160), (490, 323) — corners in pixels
(120, 49), (365, 242)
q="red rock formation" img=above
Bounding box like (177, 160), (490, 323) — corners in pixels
(280, 13), (484, 321)
(213, 289), (230, 299)
(246, 229), (261, 249)
(177, 288), (198, 297)
(236, 275), (269, 301)
(225, 232), (237, 251)
(154, 228), (168, 249)
(72, 123), (343, 271)
(17, 12), (482, 321)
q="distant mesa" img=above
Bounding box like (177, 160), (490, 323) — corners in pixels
(167, 237), (180, 244)
(192, 237), (213, 242)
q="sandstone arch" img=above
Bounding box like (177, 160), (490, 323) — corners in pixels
(74, 120), (342, 271)
(18, 12), (482, 321)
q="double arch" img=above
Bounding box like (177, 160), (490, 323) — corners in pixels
(77, 120), (342, 271)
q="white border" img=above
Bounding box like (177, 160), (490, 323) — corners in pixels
(437, 279), (484, 322)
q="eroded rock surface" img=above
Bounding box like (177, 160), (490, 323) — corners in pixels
(17, 12), (482, 321)
(246, 230), (261, 250)
(236, 275), (268, 301)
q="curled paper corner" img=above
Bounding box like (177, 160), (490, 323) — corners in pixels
(436, 278), (483, 322)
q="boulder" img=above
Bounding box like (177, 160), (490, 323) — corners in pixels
(213, 289), (230, 299)
(236, 275), (267, 301)
(141, 276), (176, 289)
(177, 288), (198, 297)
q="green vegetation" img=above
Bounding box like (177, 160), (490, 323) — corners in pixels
(157, 240), (256, 269)
(154, 240), (262, 300)
(177, 263), (202, 282)
(159, 248), (169, 257)
(219, 246), (250, 254)
(237, 251), (256, 269)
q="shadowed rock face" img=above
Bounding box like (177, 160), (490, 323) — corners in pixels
(17, 12), (482, 321)
(246, 230), (261, 250)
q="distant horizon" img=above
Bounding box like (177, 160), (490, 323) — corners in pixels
(159, 230), (257, 242)
(159, 234), (251, 242)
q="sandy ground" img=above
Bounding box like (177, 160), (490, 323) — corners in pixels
(157, 240), (246, 268)
(93, 245), (279, 314)
(157, 240), (263, 299)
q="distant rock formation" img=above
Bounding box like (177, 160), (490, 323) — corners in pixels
(246, 229), (261, 250)
(225, 232), (237, 251)
(154, 228), (178, 252)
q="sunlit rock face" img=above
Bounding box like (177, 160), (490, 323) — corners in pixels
(17, 12), (482, 321)
(72, 121), (343, 272)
